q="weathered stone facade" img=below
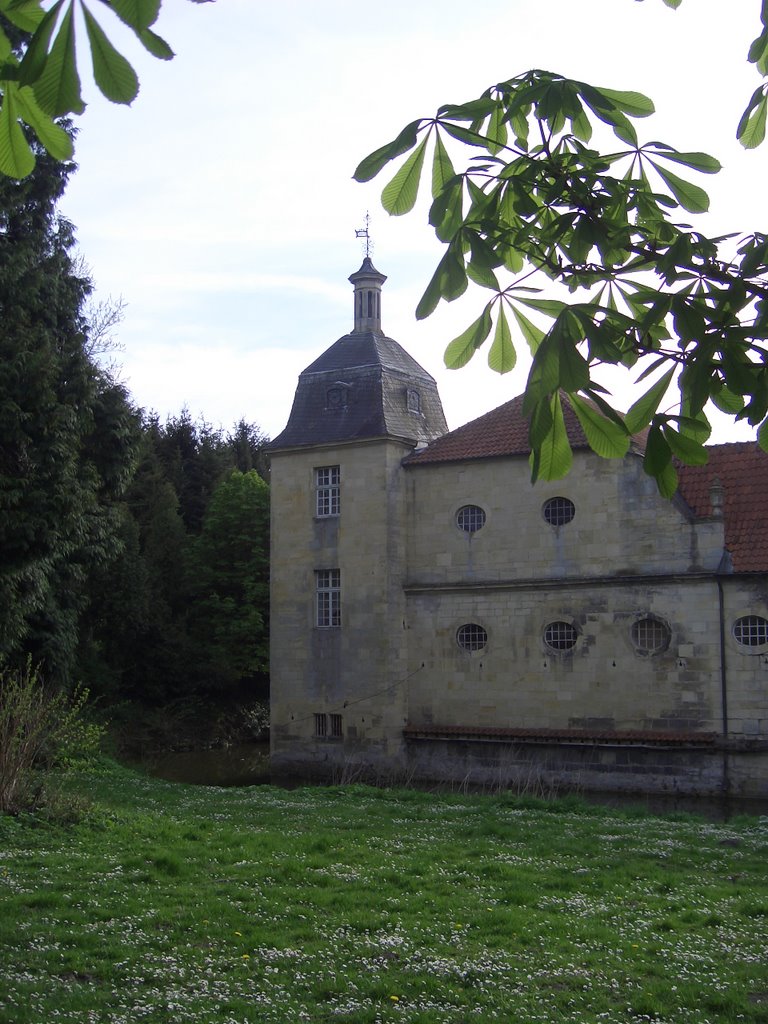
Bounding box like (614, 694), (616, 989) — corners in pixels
(269, 262), (768, 797)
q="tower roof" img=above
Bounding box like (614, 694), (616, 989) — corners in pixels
(270, 260), (448, 451)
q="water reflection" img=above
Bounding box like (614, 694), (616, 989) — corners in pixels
(138, 743), (767, 820)
(142, 743), (270, 787)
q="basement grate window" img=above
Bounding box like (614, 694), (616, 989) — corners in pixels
(329, 714), (343, 738)
(314, 713), (327, 738)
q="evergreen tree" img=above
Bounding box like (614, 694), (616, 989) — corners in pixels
(85, 414), (270, 705)
(189, 470), (270, 693)
(0, 145), (138, 682)
(155, 410), (235, 532)
(228, 419), (270, 480)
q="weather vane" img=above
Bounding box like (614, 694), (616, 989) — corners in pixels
(355, 212), (373, 258)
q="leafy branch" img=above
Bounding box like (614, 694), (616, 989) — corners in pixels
(0, 0), (210, 177)
(642, 0), (768, 149)
(355, 68), (768, 495)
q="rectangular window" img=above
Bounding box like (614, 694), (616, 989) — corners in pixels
(329, 713), (343, 739)
(315, 466), (340, 517)
(315, 569), (341, 627)
(314, 713), (327, 738)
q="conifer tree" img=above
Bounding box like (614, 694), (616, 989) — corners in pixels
(0, 143), (138, 681)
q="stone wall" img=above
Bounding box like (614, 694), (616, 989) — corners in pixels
(270, 436), (768, 795)
(270, 439), (412, 776)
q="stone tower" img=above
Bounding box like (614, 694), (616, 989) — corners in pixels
(269, 258), (447, 778)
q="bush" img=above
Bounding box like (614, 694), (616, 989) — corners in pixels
(0, 660), (103, 815)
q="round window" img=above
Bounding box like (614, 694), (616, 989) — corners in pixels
(544, 621), (578, 652)
(456, 505), (486, 533)
(733, 615), (768, 648)
(456, 623), (488, 651)
(631, 617), (671, 656)
(543, 497), (575, 527)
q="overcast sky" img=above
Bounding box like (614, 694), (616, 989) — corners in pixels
(61, 0), (764, 442)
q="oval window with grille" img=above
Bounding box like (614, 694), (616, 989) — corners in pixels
(544, 620), (578, 652)
(631, 617), (671, 656)
(543, 497), (575, 527)
(456, 623), (488, 651)
(733, 615), (768, 648)
(456, 504), (486, 533)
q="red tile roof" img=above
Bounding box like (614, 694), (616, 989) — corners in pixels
(404, 391), (768, 573)
(677, 442), (768, 573)
(404, 393), (590, 465)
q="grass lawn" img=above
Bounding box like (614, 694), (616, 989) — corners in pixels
(1, 763), (767, 1023)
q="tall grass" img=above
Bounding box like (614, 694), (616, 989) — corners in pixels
(0, 661), (102, 816)
(1, 765), (766, 1023)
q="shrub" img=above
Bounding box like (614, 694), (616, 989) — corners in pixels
(0, 660), (103, 815)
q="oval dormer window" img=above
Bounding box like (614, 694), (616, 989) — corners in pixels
(326, 385), (348, 411)
(407, 388), (421, 414)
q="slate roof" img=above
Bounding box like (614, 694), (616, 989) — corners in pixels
(404, 392), (768, 573)
(677, 442), (768, 573)
(269, 331), (448, 451)
(302, 332), (436, 380)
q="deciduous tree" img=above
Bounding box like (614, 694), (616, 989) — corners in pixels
(0, 0), (211, 177)
(356, 11), (768, 493)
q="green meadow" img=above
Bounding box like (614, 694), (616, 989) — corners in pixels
(1, 764), (767, 1023)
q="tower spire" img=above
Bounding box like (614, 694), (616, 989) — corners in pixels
(349, 226), (386, 333)
(355, 212), (373, 258)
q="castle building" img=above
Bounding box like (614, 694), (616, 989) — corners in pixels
(269, 260), (768, 796)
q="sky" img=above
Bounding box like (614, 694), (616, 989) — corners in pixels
(60, 0), (766, 442)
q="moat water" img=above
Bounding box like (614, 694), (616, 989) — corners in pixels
(136, 742), (768, 821)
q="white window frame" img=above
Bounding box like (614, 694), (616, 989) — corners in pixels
(315, 466), (340, 518)
(315, 569), (341, 627)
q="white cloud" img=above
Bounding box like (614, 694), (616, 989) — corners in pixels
(60, 0), (765, 445)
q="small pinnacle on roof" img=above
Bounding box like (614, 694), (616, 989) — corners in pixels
(355, 212), (373, 258)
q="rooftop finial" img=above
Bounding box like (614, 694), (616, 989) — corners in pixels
(355, 212), (373, 259)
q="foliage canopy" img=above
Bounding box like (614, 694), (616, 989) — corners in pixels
(355, 6), (768, 494)
(1, 0), (766, 497)
(0, 0), (210, 177)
